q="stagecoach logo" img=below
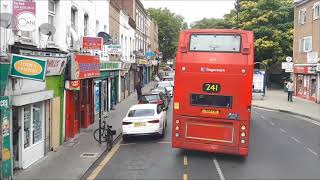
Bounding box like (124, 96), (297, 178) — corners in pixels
(200, 67), (226, 73)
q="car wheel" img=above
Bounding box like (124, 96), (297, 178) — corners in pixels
(122, 135), (129, 142)
(160, 123), (165, 138)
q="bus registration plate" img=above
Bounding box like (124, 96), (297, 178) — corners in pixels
(203, 83), (220, 93)
(201, 109), (220, 115)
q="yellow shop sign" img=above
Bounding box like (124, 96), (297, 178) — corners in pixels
(14, 60), (43, 76)
(10, 54), (47, 81)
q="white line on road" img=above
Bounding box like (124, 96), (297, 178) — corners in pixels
(290, 136), (301, 144)
(213, 158), (226, 180)
(261, 115), (265, 119)
(291, 115), (320, 127)
(253, 107), (276, 112)
(279, 128), (287, 134)
(120, 143), (136, 146)
(269, 121), (275, 126)
(306, 147), (318, 157)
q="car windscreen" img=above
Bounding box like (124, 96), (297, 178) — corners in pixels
(128, 109), (155, 117)
(190, 94), (232, 108)
(189, 34), (241, 52)
(157, 82), (172, 88)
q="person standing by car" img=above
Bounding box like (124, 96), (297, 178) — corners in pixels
(135, 81), (142, 100)
(286, 79), (294, 102)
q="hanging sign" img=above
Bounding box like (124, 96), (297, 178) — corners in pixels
(82, 37), (103, 50)
(65, 80), (80, 90)
(71, 55), (100, 80)
(107, 45), (122, 55)
(13, 0), (36, 31)
(44, 57), (67, 76)
(10, 54), (47, 81)
(1, 96), (12, 179)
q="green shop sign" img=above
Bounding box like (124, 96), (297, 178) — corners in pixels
(100, 61), (121, 70)
(0, 63), (10, 96)
(10, 54), (47, 81)
(1, 96), (12, 179)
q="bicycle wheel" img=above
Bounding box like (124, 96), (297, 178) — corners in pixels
(106, 133), (113, 151)
(93, 128), (107, 142)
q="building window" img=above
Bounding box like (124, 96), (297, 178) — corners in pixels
(300, 36), (312, 53)
(71, 6), (78, 48)
(299, 9), (307, 25)
(48, 0), (56, 42)
(84, 14), (89, 36)
(95, 20), (99, 36)
(313, 2), (320, 20)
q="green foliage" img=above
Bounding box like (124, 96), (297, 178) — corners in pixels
(147, 8), (187, 61)
(190, 0), (294, 66)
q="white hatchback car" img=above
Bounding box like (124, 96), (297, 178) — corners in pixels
(122, 104), (167, 140)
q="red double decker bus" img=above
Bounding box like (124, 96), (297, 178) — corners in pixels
(172, 29), (254, 156)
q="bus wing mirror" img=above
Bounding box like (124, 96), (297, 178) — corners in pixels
(242, 43), (251, 55)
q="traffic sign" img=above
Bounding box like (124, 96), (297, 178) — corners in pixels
(286, 57), (292, 62)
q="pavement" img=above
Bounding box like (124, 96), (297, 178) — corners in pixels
(252, 89), (320, 121)
(90, 102), (320, 180)
(14, 81), (155, 180)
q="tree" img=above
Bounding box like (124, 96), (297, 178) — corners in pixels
(147, 8), (188, 61)
(191, 18), (231, 29)
(190, 0), (294, 69)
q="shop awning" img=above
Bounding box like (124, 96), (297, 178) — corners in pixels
(12, 90), (54, 106)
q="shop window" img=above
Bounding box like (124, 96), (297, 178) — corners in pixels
(297, 75), (303, 94)
(24, 105), (31, 149)
(311, 78), (317, 97)
(32, 102), (42, 144)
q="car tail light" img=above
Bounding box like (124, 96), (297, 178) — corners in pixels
(122, 122), (132, 125)
(148, 119), (160, 123)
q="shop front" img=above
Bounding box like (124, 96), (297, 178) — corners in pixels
(99, 61), (121, 111)
(294, 65), (318, 102)
(137, 59), (148, 85)
(65, 54), (100, 140)
(120, 62), (131, 100)
(129, 64), (137, 94)
(7, 54), (53, 169)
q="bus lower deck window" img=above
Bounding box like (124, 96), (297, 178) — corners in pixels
(190, 94), (232, 108)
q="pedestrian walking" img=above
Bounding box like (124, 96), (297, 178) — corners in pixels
(135, 81), (142, 100)
(286, 79), (294, 102)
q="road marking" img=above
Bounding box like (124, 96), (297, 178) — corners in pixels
(120, 143), (136, 146)
(158, 141), (171, 144)
(269, 121), (275, 126)
(279, 128), (287, 134)
(87, 140), (121, 180)
(261, 115), (265, 119)
(183, 174), (188, 180)
(306, 147), (318, 157)
(184, 156), (188, 166)
(291, 115), (320, 127)
(213, 158), (225, 180)
(290, 136), (301, 144)
(253, 107), (276, 112)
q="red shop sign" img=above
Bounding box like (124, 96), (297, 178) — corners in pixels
(71, 55), (100, 80)
(65, 80), (80, 90)
(294, 66), (308, 74)
(82, 37), (103, 50)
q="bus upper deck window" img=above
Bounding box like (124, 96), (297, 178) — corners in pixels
(189, 34), (241, 53)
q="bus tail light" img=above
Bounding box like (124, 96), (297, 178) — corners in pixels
(180, 46), (187, 53)
(175, 133), (180, 137)
(247, 106), (251, 112)
(241, 125), (246, 130)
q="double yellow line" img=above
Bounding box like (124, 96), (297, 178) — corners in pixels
(87, 141), (121, 180)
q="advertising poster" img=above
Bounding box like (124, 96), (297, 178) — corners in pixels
(253, 70), (265, 93)
(1, 96), (12, 179)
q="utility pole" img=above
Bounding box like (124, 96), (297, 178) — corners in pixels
(235, 0), (241, 28)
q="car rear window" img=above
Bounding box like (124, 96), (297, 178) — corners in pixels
(189, 34), (241, 52)
(157, 82), (172, 87)
(190, 94), (232, 108)
(128, 109), (155, 117)
(142, 95), (160, 101)
(163, 78), (173, 81)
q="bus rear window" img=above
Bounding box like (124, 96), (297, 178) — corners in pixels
(190, 94), (232, 108)
(189, 34), (241, 52)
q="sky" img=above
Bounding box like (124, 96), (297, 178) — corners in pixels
(141, 0), (236, 25)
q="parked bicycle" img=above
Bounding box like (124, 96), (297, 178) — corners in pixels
(93, 114), (116, 151)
